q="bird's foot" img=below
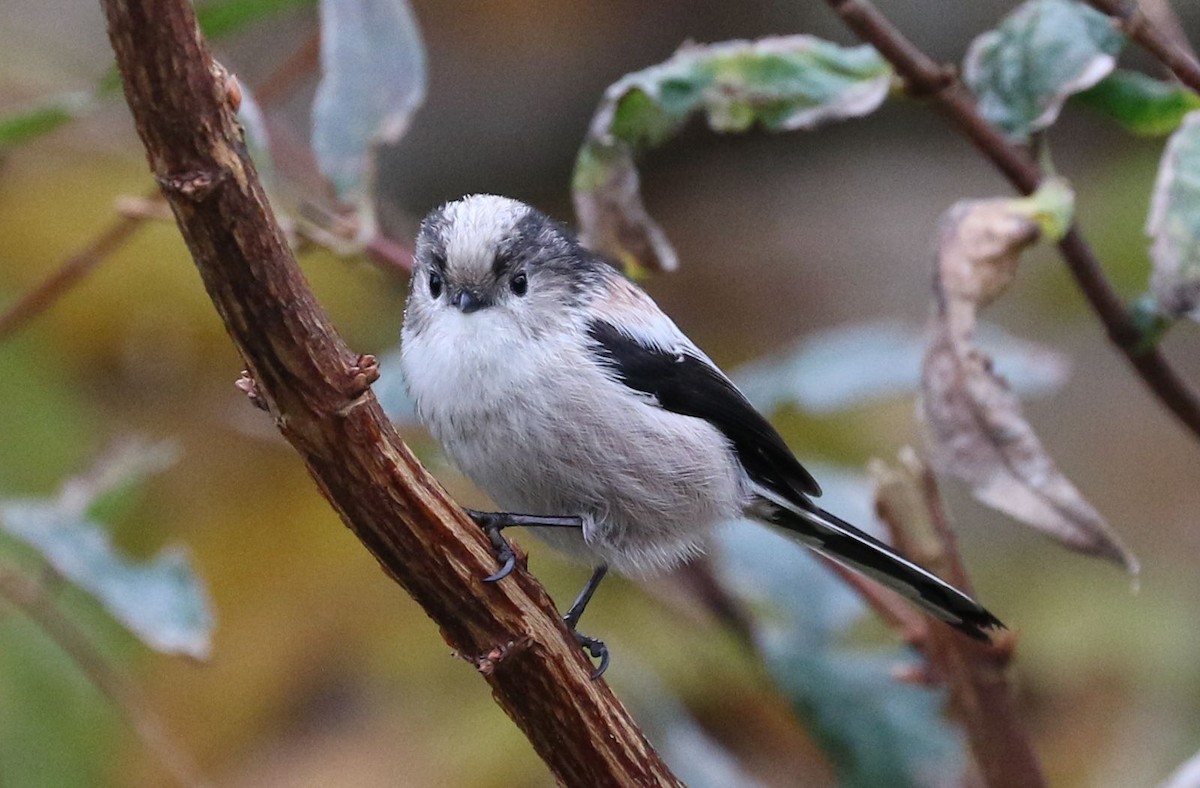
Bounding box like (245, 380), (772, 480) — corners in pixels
(465, 509), (584, 583)
(466, 510), (518, 582)
(569, 626), (610, 679)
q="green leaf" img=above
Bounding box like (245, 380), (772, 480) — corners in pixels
(964, 0), (1124, 141)
(0, 92), (95, 150)
(1075, 69), (1200, 136)
(1146, 110), (1200, 320)
(573, 36), (892, 272)
(714, 468), (965, 786)
(0, 442), (213, 659)
(312, 0), (427, 211)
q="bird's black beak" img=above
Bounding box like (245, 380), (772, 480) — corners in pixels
(451, 288), (487, 314)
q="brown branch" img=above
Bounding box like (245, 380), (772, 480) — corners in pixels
(1086, 0), (1200, 92)
(97, 1), (681, 785)
(824, 0), (1200, 444)
(872, 452), (1043, 788)
(0, 564), (206, 787)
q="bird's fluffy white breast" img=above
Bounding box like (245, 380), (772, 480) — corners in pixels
(399, 305), (747, 575)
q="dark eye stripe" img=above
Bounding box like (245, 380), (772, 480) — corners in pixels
(491, 250), (513, 277)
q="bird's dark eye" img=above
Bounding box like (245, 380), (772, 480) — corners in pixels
(509, 272), (528, 296)
(428, 270), (443, 299)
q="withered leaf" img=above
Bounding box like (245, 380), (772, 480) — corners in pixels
(919, 188), (1137, 572)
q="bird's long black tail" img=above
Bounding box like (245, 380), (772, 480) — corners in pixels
(759, 497), (1003, 641)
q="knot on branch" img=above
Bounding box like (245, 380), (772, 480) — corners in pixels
(157, 169), (228, 202)
(459, 636), (534, 676)
(902, 63), (958, 99)
(346, 353), (381, 395)
(235, 370), (269, 412)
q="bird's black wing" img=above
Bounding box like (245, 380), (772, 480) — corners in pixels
(587, 320), (821, 501)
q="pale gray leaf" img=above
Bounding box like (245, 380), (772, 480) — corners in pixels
(1160, 749), (1200, 788)
(734, 320), (1071, 415)
(312, 0), (427, 202)
(0, 501), (213, 659)
(1147, 109), (1200, 320)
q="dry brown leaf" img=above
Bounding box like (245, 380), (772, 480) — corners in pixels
(918, 193), (1138, 572)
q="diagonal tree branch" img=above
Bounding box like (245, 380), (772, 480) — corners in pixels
(97, 1), (681, 784)
(824, 0), (1200, 444)
(1086, 0), (1200, 92)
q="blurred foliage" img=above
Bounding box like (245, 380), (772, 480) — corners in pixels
(0, 441), (214, 659)
(573, 35), (891, 273)
(1147, 110), (1200, 322)
(1077, 70), (1200, 137)
(1, 0), (1199, 786)
(714, 468), (965, 788)
(964, 0), (1124, 141)
(312, 0), (426, 213)
(734, 319), (1071, 415)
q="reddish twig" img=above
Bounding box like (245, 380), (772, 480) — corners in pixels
(252, 30), (320, 106)
(824, 0), (1200, 444)
(0, 197), (150, 341)
(0, 30), (329, 344)
(97, 0), (681, 784)
(0, 564), (206, 787)
(1086, 0), (1200, 92)
(819, 557), (930, 648)
(872, 452), (1043, 788)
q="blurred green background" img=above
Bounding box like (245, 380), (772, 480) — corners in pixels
(2, 1), (1199, 785)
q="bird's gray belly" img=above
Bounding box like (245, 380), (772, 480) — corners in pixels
(429, 383), (746, 575)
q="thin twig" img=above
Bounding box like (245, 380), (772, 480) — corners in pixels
(818, 557), (930, 648)
(0, 199), (150, 341)
(872, 452), (1042, 788)
(97, 1), (681, 784)
(0, 30), (329, 344)
(252, 30), (320, 106)
(0, 564), (206, 787)
(824, 0), (1200, 444)
(1086, 0), (1200, 92)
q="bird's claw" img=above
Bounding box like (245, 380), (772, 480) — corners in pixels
(469, 510), (516, 582)
(482, 533), (515, 582)
(572, 630), (609, 679)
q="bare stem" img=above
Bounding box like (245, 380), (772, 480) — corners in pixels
(824, 0), (1200, 444)
(0, 199), (149, 341)
(96, 0), (681, 784)
(0, 564), (206, 787)
(1086, 0), (1200, 92)
(872, 453), (1043, 788)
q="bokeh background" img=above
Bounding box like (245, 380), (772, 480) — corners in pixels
(2, 1), (1199, 785)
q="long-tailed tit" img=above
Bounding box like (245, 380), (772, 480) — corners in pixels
(401, 194), (1002, 675)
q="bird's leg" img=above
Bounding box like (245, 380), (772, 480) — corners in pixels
(464, 509), (584, 582)
(563, 564), (610, 679)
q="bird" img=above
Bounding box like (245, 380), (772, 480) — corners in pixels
(399, 194), (1002, 676)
